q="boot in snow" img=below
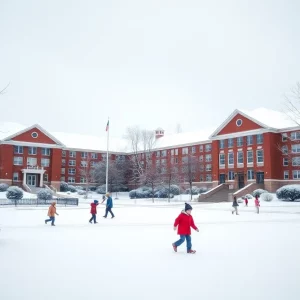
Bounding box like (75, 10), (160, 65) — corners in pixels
(172, 243), (177, 252)
(187, 250), (196, 254)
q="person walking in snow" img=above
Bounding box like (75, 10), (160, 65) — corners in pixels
(45, 202), (59, 226)
(102, 193), (115, 219)
(244, 197), (248, 207)
(89, 200), (99, 224)
(172, 203), (199, 254)
(255, 195), (260, 214)
(232, 196), (239, 215)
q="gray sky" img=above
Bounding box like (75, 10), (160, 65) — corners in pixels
(0, 0), (299, 139)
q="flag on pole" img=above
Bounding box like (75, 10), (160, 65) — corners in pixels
(106, 120), (109, 131)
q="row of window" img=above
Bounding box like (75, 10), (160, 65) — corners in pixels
(13, 157), (50, 167)
(282, 132), (300, 141)
(61, 151), (123, 160)
(61, 160), (99, 167)
(219, 134), (263, 149)
(219, 150), (264, 165)
(155, 145), (212, 157)
(283, 157), (300, 166)
(223, 170), (256, 181)
(284, 170), (300, 179)
(61, 176), (88, 184)
(282, 144), (300, 154)
(14, 146), (51, 156)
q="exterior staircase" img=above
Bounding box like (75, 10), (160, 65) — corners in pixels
(198, 184), (237, 202)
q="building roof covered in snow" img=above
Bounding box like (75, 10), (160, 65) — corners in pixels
(0, 107), (298, 152)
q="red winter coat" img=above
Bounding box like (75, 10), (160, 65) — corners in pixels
(174, 211), (198, 235)
(90, 203), (98, 214)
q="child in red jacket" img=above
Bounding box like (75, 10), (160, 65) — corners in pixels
(89, 200), (99, 224)
(172, 203), (199, 254)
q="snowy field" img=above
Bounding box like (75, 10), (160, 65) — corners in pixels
(1, 199), (300, 300)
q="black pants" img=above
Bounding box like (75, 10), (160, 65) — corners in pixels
(89, 214), (97, 223)
(104, 207), (114, 218)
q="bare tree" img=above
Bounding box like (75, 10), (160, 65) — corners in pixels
(125, 126), (156, 186)
(181, 154), (199, 201)
(142, 164), (163, 203)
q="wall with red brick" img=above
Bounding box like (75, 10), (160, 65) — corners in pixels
(10, 127), (58, 144)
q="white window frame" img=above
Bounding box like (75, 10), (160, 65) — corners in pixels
(69, 160), (76, 166)
(80, 177), (87, 183)
(292, 157), (300, 166)
(247, 170), (254, 180)
(61, 168), (65, 174)
(13, 172), (19, 181)
(247, 150), (253, 164)
(68, 177), (75, 183)
(68, 168), (76, 175)
(205, 154), (212, 162)
(43, 174), (49, 182)
(91, 153), (98, 159)
(206, 174), (212, 182)
(62, 150), (66, 157)
(81, 152), (88, 158)
(257, 150), (264, 163)
(284, 171), (289, 180)
(228, 153), (234, 166)
(291, 132), (300, 141)
(171, 149), (174, 156)
(13, 156), (23, 166)
(42, 148), (51, 156)
(161, 150), (167, 157)
(205, 144), (212, 152)
(14, 146), (24, 154)
(62, 159), (66, 166)
(191, 146), (196, 153)
(199, 145), (203, 152)
(81, 161), (88, 167)
(219, 154), (225, 165)
(206, 164), (212, 171)
(228, 138), (234, 148)
(293, 170), (300, 179)
(292, 144), (300, 153)
(282, 145), (288, 155)
(27, 157), (37, 167)
(41, 158), (50, 167)
(219, 140), (225, 149)
(247, 135), (253, 145)
(182, 147), (188, 155)
(257, 134), (264, 144)
(228, 171), (235, 181)
(199, 155), (203, 162)
(69, 151), (76, 158)
(28, 147), (37, 155)
(238, 151), (244, 164)
(175, 149), (178, 155)
(237, 137), (243, 147)
(283, 158), (289, 166)
(282, 133), (288, 142)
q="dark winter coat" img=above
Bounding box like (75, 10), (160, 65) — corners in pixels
(232, 199), (239, 207)
(174, 211), (198, 235)
(90, 203), (98, 214)
(106, 197), (113, 208)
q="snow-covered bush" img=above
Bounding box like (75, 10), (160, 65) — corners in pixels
(68, 185), (76, 193)
(245, 194), (253, 199)
(113, 184), (129, 192)
(129, 190), (136, 198)
(276, 185), (300, 201)
(37, 189), (53, 200)
(197, 187), (208, 194)
(77, 190), (86, 196)
(6, 186), (23, 200)
(135, 190), (145, 198)
(89, 186), (97, 191)
(237, 198), (243, 203)
(96, 185), (106, 194)
(60, 181), (69, 192)
(142, 190), (153, 198)
(76, 186), (83, 190)
(260, 193), (273, 202)
(252, 189), (268, 198)
(185, 187), (198, 195)
(0, 183), (9, 192)
(169, 185), (180, 195)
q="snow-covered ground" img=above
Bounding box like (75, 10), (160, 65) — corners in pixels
(1, 199), (300, 300)
(0, 191), (37, 199)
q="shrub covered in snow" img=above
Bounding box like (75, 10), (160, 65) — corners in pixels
(129, 190), (137, 198)
(77, 190), (86, 196)
(89, 186), (97, 191)
(0, 183), (9, 192)
(252, 189), (268, 198)
(260, 193), (273, 202)
(245, 194), (253, 199)
(169, 185), (180, 195)
(112, 184), (129, 192)
(76, 186), (83, 190)
(6, 186), (24, 200)
(60, 181), (69, 192)
(276, 185), (300, 201)
(96, 185), (106, 194)
(185, 187), (198, 195)
(197, 187), (208, 194)
(37, 189), (53, 200)
(68, 185), (77, 193)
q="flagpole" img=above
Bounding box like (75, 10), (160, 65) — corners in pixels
(105, 118), (109, 193)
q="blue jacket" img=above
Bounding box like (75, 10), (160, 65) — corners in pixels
(106, 196), (113, 208)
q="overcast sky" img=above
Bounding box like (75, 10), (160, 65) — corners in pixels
(0, 0), (299, 139)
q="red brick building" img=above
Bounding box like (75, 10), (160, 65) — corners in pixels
(0, 108), (299, 193)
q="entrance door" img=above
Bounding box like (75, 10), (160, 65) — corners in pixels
(219, 174), (226, 184)
(27, 174), (37, 186)
(238, 173), (245, 189)
(256, 172), (264, 184)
